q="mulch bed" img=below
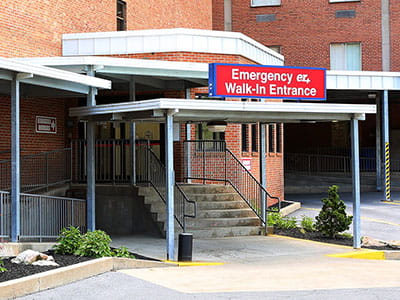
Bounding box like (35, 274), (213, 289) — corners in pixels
(0, 252), (93, 283)
(274, 227), (400, 251)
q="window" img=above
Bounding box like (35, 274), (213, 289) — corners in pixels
(268, 45), (281, 54)
(251, 124), (258, 152)
(276, 123), (282, 153)
(251, 0), (281, 6)
(196, 123), (225, 141)
(268, 124), (275, 153)
(330, 42), (361, 71)
(117, 0), (126, 31)
(242, 124), (249, 152)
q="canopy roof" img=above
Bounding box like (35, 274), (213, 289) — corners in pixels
(69, 98), (376, 123)
(0, 57), (111, 94)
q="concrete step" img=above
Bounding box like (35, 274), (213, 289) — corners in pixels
(186, 217), (261, 228)
(179, 184), (234, 194)
(186, 193), (240, 202)
(196, 201), (248, 210)
(188, 226), (262, 238)
(197, 209), (256, 218)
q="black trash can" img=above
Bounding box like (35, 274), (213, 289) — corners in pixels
(178, 233), (193, 262)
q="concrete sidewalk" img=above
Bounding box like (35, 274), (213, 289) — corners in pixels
(19, 235), (400, 299)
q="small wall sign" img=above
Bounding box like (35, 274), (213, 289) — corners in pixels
(36, 116), (57, 134)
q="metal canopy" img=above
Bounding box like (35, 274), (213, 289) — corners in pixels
(15, 56), (400, 92)
(0, 57), (111, 94)
(69, 98), (376, 123)
(14, 56), (209, 91)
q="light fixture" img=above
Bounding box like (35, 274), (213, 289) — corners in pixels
(207, 121), (227, 132)
(368, 93), (377, 99)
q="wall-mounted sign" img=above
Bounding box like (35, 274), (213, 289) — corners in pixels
(209, 63), (326, 100)
(242, 158), (252, 171)
(36, 116), (57, 134)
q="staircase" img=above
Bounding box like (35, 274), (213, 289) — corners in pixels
(138, 184), (262, 238)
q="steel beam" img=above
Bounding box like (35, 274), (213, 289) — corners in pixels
(165, 110), (175, 260)
(130, 76), (136, 185)
(382, 90), (391, 201)
(351, 118), (361, 249)
(185, 88), (191, 183)
(86, 66), (97, 231)
(376, 96), (382, 191)
(260, 123), (267, 226)
(11, 77), (20, 242)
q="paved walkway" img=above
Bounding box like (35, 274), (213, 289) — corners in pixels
(19, 235), (400, 299)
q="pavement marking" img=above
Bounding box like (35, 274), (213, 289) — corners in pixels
(381, 201), (400, 205)
(327, 250), (385, 260)
(302, 207), (400, 227)
(270, 234), (354, 249)
(162, 260), (225, 266)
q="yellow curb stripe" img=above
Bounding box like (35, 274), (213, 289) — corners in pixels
(327, 250), (385, 260)
(269, 234), (355, 249)
(381, 201), (400, 205)
(162, 260), (225, 266)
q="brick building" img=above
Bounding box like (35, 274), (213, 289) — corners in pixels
(0, 1), (379, 255)
(213, 0), (400, 171)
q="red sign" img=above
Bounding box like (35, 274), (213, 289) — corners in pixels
(36, 116), (57, 134)
(209, 63), (326, 100)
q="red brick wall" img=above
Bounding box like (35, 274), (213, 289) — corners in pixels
(222, 0), (383, 70)
(113, 52), (258, 64)
(390, 0), (400, 71)
(0, 96), (75, 159)
(0, 0), (212, 57)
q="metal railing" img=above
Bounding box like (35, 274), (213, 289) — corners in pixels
(0, 148), (71, 192)
(284, 152), (400, 175)
(0, 191), (86, 241)
(0, 191), (10, 240)
(137, 141), (196, 231)
(72, 139), (131, 183)
(184, 140), (280, 225)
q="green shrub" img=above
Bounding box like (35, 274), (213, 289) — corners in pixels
(75, 230), (113, 258)
(54, 226), (82, 255)
(315, 185), (353, 238)
(300, 215), (315, 232)
(267, 210), (297, 230)
(0, 258), (7, 273)
(113, 246), (135, 259)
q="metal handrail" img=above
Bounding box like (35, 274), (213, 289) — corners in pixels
(137, 141), (196, 232)
(184, 140), (280, 226)
(0, 190), (86, 241)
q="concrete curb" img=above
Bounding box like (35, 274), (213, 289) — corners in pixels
(0, 257), (171, 299)
(279, 201), (301, 216)
(328, 250), (400, 260)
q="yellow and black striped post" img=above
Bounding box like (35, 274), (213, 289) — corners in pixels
(385, 142), (391, 201)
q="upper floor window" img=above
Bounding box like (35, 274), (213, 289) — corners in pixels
(117, 0), (127, 31)
(251, 0), (281, 7)
(268, 45), (281, 54)
(330, 42), (361, 71)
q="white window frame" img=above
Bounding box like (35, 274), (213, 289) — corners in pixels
(251, 0), (281, 7)
(330, 42), (362, 71)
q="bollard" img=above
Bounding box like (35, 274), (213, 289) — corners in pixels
(178, 233), (193, 262)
